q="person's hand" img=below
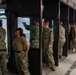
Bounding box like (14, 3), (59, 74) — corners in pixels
(22, 22), (26, 26)
(25, 51), (28, 54)
(21, 51), (26, 54)
(48, 45), (51, 48)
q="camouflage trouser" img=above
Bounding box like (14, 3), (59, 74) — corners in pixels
(58, 41), (65, 56)
(15, 52), (30, 75)
(70, 38), (76, 49)
(0, 52), (8, 75)
(43, 45), (55, 67)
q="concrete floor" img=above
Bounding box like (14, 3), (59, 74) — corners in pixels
(43, 53), (76, 75)
(0, 71), (17, 75)
(0, 53), (76, 75)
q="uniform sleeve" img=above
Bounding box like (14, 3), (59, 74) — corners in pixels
(24, 24), (31, 30)
(21, 36), (30, 51)
(21, 36), (27, 43)
(49, 29), (54, 45)
(1, 29), (6, 41)
(59, 27), (65, 38)
(59, 27), (62, 38)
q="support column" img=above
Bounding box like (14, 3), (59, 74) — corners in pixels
(7, 13), (17, 73)
(40, 0), (43, 75)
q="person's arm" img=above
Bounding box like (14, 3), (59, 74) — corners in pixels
(59, 26), (63, 38)
(60, 27), (65, 38)
(22, 22), (31, 30)
(21, 36), (30, 54)
(1, 29), (6, 41)
(49, 29), (54, 48)
(24, 42), (30, 53)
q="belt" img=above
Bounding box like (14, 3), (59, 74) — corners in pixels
(0, 49), (7, 51)
(30, 38), (39, 40)
(30, 39), (39, 42)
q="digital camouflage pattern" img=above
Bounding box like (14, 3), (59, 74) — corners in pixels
(0, 27), (8, 75)
(59, 25), (66, 56)
(24, 23), (39, 48)
(70, 38), (76, 49)
(15, 53), (30, 75)
(70, 25), (76, 49)
(42, 27), (55, 67)
(0, 27), (6, 49)
(13, 36), (30, 75)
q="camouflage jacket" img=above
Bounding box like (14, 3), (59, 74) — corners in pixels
(43, 27), (54, 47)
(59, 26), (66, 42)
(24, 23), (39, 48)
(0, 27), (6, 50)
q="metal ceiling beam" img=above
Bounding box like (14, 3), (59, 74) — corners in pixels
(60, 0), (76, 9)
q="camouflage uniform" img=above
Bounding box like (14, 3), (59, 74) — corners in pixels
(59, 25), (66, 57)
(42, 27), (55, 67)
(23, 23), (39, 48)
(0, 27), (8, 75)
(23, 23), (40, 74)
(13, 36), (30, 75)
(70, 25), (76, 50)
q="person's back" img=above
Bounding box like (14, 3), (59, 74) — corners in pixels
(59, 22), (66, 59)
(23, 21), (39, 48)
(23, 21), (40, 75)
(70, 24), (76, 53)
(30, 24), (39, 48)
(59, 25), (66, 42)
(42, 21), (56, 71)
(30, 25), (39, 39)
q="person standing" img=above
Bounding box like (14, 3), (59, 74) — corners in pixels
(70, 23), (76, 53)
(42, 21), (56, 71)
(12, 28), (30, 75)
(22, 20), (40, 75)
(0, 21), (8, 75)
(58, 22), (66, 59)
(22, 20), (39, 49)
